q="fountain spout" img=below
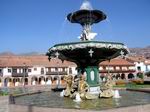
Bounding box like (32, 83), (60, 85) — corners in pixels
(74, 93), (82, 102)
(113, 90), (121, 98)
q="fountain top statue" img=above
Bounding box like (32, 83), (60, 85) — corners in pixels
(80, 0), (93, 10)
(67, 0), (106, 41)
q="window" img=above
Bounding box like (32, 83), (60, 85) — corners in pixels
(23, 68), (27, 73)
(116, 66), (120, 70)
(34, 68), (37, 71)
(69, 68), (72, 74)
(137, 66), (141, 71)
(122, 67), (127, 70)
(55, 68), (58, 71)
(12, 68), (17, 73)
(106, 66), (114, 70)
(58, 68), (63, 72)
(19, 69), (21, 73)
(28, 69), (32, 72)
(129, 66), (135, 70)
(41, 68), (44, 74)
(51, 68), (55, 72)
(8, 68), (11, 73)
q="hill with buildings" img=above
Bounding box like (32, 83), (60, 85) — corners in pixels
(129, 46), (150, 59)
(0, 45), (150, 58)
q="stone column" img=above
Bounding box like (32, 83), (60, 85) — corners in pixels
(28, 76), (32, 86)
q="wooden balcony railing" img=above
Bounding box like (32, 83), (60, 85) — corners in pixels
(46, 71), (67, 75)
(100, 69), (136, 73)
(12, 73), (28, 77)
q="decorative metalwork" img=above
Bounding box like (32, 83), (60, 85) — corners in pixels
(89, 49), (94, 57)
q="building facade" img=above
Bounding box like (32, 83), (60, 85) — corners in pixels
(0, 55), (147, 88)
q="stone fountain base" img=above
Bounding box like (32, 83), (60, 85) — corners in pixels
(89, 86), (101, 94)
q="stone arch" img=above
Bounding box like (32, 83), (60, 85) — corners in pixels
(31, 76), (38, 85)
(116, 73), (121, 80)
(128, 73), (134, 79)
(60, 76), (65, 84)
(46, 76), (52, 85)
(46, 76), (52, 81)
(21, 77), (28, 86)
(4, 77), (12, 87)
(121, 73), (125, 79)
(13, 78), (21, 87)
(39, 76), (46, 85)
(53, 76), (60, 85)
(136, 72), (143, 79)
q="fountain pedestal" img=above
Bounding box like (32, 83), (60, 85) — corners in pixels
(78, 66), (101, 94)
(78, 66), (99, 86)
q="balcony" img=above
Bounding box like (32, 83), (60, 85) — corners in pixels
(100, 69), (136, 73)
(46, 71), (67, 75)
(12, 73), (28, 77)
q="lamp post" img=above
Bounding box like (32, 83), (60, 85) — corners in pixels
(23, 63), (26, 87)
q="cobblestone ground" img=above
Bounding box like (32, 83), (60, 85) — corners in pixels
(0, 96), (8, 112)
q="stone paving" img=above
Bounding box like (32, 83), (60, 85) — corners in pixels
(0, 96), (8, 112)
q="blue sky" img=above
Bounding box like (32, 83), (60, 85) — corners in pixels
(0, 0), (150, 54)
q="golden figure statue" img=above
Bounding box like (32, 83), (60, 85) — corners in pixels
(100, 75), (115, 98)
(78, 75), (97, 99)
(64, 74), (98, 99)
(64, 75), (73, 97)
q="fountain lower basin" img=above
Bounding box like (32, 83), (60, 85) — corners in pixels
(14, 90), (150, 111)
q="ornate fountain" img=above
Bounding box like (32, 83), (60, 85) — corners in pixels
(47, 0), (129, 98)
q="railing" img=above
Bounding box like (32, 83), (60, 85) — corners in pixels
(100, 69), (136, 73)
(12, 73), (28, 77)
(46, 71), (67, 75)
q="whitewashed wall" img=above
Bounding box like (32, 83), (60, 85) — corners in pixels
(3, 67), (12, 76)
(28, 66), (45, 76)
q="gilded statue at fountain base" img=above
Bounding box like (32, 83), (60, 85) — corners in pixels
(99, 76), (115, 98)
(63, 75), (98, 100)
(63, 74), (115, 99)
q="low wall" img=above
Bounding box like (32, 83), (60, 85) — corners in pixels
(9, 104), (150, 112)
(1, 85), (63, 95)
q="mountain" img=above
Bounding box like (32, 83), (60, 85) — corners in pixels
(19, 52), (45, 56)
(0, 46), (150, 58)
(0, 52), (44, 56)
(0, 52), (16, 56)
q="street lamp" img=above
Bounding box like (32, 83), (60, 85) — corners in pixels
(23, 63), (26, 87)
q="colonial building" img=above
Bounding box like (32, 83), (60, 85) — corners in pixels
(0, 56), (77, 87)
(126, 56), (146, 73)
(0, 55), (142, 87)
(99, 58), (136, 80)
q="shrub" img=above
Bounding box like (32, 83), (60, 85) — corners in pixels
(131, 79), (144, 84)
(115, 80), (126, 85)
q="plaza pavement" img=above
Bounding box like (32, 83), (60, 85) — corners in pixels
(0, 96), (8, 112)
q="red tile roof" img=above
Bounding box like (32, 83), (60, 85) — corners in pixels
(0, 56), (135, 67)
(99, 58), (135, 66)
(0, 56), (76, 67)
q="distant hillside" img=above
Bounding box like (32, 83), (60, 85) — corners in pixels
(129, 46), (150, 59)
(1, 46), (150, 58)
(0, 52), (15, 56)
(19, 52), (45, 56)
(0, 52), (44, 56)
